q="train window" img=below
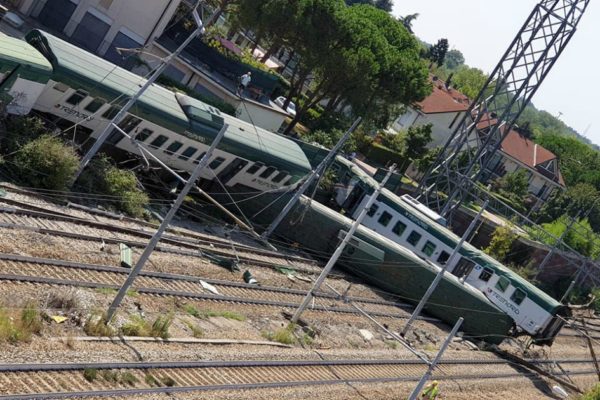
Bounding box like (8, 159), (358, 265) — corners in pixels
(259, 166), (276, 178)
(84, 98), (106, 113)
(66, 89), (88, 105)
(453, 257), (475, 279)
(135, 128), (153, 142)
(495, 276), (510, 293)
(193, 152), (207, 164)
(272, 171), (289, 183)
(246, 162), (264, 174)
(407, 231), (422, 247)
(479, 267), (494, 282)
(392, 221), (406, 236)
(179, 146), (198, 160)
(378, 211), (392, 227)
(422, 241), (436, 257)
(164, 141), (183, 155)
(437, 251), (450, 265)
(209, 157), (226, 170)
(149, 135), (169, 149)
(53, 82), (69, 92)
(102, 105), (121, 119)
(511, 288), (527, 305)
(367, 204), (379, 217)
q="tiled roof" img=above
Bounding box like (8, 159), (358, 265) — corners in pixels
(417, 79), (471, 114)
(500, 129), (565, 187)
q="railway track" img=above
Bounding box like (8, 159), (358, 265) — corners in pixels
(0, 357), (593, 399)
(0, 204), (322, 274)
(0, 253), (429, 321)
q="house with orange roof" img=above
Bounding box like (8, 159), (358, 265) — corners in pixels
(484, 128), (566, 211)
(388, 76), (470, 147)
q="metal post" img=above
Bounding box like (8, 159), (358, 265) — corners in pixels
(73, 4), (205, 182)
(560, 280), (577, 304)
(401, 200), (488, 337)
(106, 124), (228, 321)
(261, 117), (362, 240)
(408, 317), (463, 400)
(290, 163), (395, 323)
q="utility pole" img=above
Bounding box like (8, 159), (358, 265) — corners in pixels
(290, 163), (395, 323)
(73, 2), (205, 182)
(401, 200), (488, 337)
(261, 117), (362, 240)
(407, 317), (463, 400)
(106, 124), (228, 321)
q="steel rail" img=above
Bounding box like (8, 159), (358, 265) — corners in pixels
(0, 357), (592, 371)
(0, 253), (407, 309)
(0, 273), (429, 320)
(0, 203), (317, 267)
(0, 361), (594, 400)
(0, 218), (320, 274)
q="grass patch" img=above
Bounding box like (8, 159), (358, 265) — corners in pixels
(83, 368), (97, 382)
(84, 313), (115, 337)
(0, 303), (43, 343)
(125, 289), (139, 297)
(385, 340), (398, 349)
(120, 314), (173, 339)
(185, 321), (203, 338)
(262, 324), (296, 345)
(95, 288), (117, 295)
(101, 370), (119, 383)
(120, 372), (138, 386)
(145, 373), (159, 387)
(47, 288), (81, 311)
(184, 305), (245, 321)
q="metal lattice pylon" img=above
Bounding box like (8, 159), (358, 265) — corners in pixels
(418, 0), (590, 217)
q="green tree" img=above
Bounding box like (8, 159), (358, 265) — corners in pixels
(345, 0), (392, 11)
(13, 135), (79, 191)
(399, 124), (433, 160)
(538, 183), (600, 232)
(399, 13), (419, 34)
(451, 65), (488, 99)
(444, 49), (465, 70)
(428, 38), (449, 67)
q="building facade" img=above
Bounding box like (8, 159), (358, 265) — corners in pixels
(16, 0), (181, 68)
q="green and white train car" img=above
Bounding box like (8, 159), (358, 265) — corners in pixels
(2, 30), (312, 193)
(330, 157), (569, 345)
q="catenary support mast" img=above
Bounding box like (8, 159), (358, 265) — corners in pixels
(418, 0), (590, 220)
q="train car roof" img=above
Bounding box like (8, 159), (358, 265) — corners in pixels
(25, 29), (189, 133)
(335, 156), (563, 313)
(178, 94), (312, 176)
(0, 33), (52, 83)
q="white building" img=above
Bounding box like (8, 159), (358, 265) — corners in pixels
(389, 77), (470, 148)
(16, 0), (181, 69)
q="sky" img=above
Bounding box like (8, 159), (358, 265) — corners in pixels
(391, 0), (600, 145)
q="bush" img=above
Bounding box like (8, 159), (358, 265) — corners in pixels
(364, 143), (408, 168)
(581, 383), (600, 400)
(2, 115), (46, 152)
(83, 368), (97, 382)
(485, 225), (519, 263)
(84, 313), (115, 337)
(79, 156), (149, 218)
(120, 314), (173, 339)
(13, 135), (79, 191)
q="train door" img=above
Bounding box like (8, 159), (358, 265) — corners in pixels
(217, 158), (249, 186)
(341, 183), (366, 216)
